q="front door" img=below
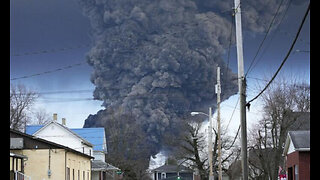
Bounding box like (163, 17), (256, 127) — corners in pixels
(288, 167), (293, 180)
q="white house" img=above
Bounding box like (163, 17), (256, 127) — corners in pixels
(29, 118), (93, 156)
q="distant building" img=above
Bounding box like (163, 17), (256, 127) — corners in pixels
(150, 164), (194, 180)
(10, 128), (93, 180)
(283, 130), (310, 180)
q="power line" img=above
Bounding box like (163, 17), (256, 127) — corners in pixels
(248, 0), (294, 75)
(10, 61), (86, 81)
(11, 43), (91, 57)
(225, 97), (239, 131)
(246, 3), (310, 107)
(37, 98), (95, 103)
(37, 89), (94, 95)
(245, 0), (287, 77)
(224, 125), (240, 151)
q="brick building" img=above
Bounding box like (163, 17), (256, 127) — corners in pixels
(283, 130), (310, 180)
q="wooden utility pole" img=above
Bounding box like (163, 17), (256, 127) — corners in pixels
(208, 107), (214, 180)
(233, 0), (248, 179)
(216, 67), (222, 180)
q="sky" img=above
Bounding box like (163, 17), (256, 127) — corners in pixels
(10, 0), (310, 138)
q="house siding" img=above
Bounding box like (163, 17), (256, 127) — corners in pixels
(34, 123), (93, 156)
(11, 149), (66, 180)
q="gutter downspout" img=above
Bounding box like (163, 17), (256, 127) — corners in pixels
(48, 148), (51, 178)
(65, 151), (67, 180)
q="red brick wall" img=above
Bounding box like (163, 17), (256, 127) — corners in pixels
(287, 151), (299, 180)
(287, 151), (299, 169)
(299, 151), (310, 180)
(286, 151), (310, 180)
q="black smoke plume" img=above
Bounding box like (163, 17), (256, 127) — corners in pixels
(77, 0), (305, 171)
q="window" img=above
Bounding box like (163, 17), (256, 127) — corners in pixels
(83, 171), (85, 180)
(295, 165), (299, 180)
(161, 172), (166, 179)
(66, 168), (70, 180)
(73, 169), (75, 180)
(78, 170), (80, 180)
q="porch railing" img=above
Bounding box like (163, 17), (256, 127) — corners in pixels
(15, 171), (31, 180)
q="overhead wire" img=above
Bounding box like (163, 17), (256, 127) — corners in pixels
(245, 0), (287, 77)
(10, 61), (86, 81)
(11, 43), (91, 57)
(246, 3), (310, 107)
(248, 0), (295, 75)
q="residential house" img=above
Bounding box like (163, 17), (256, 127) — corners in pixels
(283, 130), (310, 180)
(26, 116), (121, 180)
(151, 164), (195, 180)
(26, 118), (94, 156)
(10, 128), (93, 180)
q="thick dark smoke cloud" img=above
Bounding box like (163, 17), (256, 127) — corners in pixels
(77, 0), (307, 161)
(195, 0), (308, 33)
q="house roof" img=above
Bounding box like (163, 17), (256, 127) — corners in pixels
(71, 128), (106, 151)
(288, 112), (310, 131)
(31, 121), (93, 147)
(283, 130), (310, 156)
(10, 129), (94, 159)
(288, 130), (310, 149)
(151, 164), (193, 173)
(26, 125), (44, 135)
(91, 160), (120, 171)
(26, 123), (106, 151)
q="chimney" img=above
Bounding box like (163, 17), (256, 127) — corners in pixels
(53, 113), (57, 121)
(62, 118), (66, 126)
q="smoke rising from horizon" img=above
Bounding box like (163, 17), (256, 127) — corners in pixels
(77, 0), (306, 161)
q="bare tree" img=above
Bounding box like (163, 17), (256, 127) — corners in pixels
(248, 78), (310, 180)
(32, 108), (51, 125)
(10, 84), (38, 131)
(167, 117), (237, 180)
(171, 119), (208, 179)
(102, 107), (152, 180)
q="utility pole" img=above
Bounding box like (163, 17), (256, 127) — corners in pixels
(208, 107), (214, 180)
(233, 0), (248, 180)
(216, 67), (222, 180)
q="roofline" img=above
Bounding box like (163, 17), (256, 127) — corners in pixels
(296, 148), (310, 151)
(10, 152), (28, 159)
(283, 133), (291, 156)
(33, 121), (93, 147)
(151, 165), (194, 173)
(283, 131), (310, 156)
(152, 170), (194, 173)
(10, 129), (94, 159)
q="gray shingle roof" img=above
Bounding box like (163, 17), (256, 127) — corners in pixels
(151, 165), (193, 173)
(289, 130), (310, 149)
